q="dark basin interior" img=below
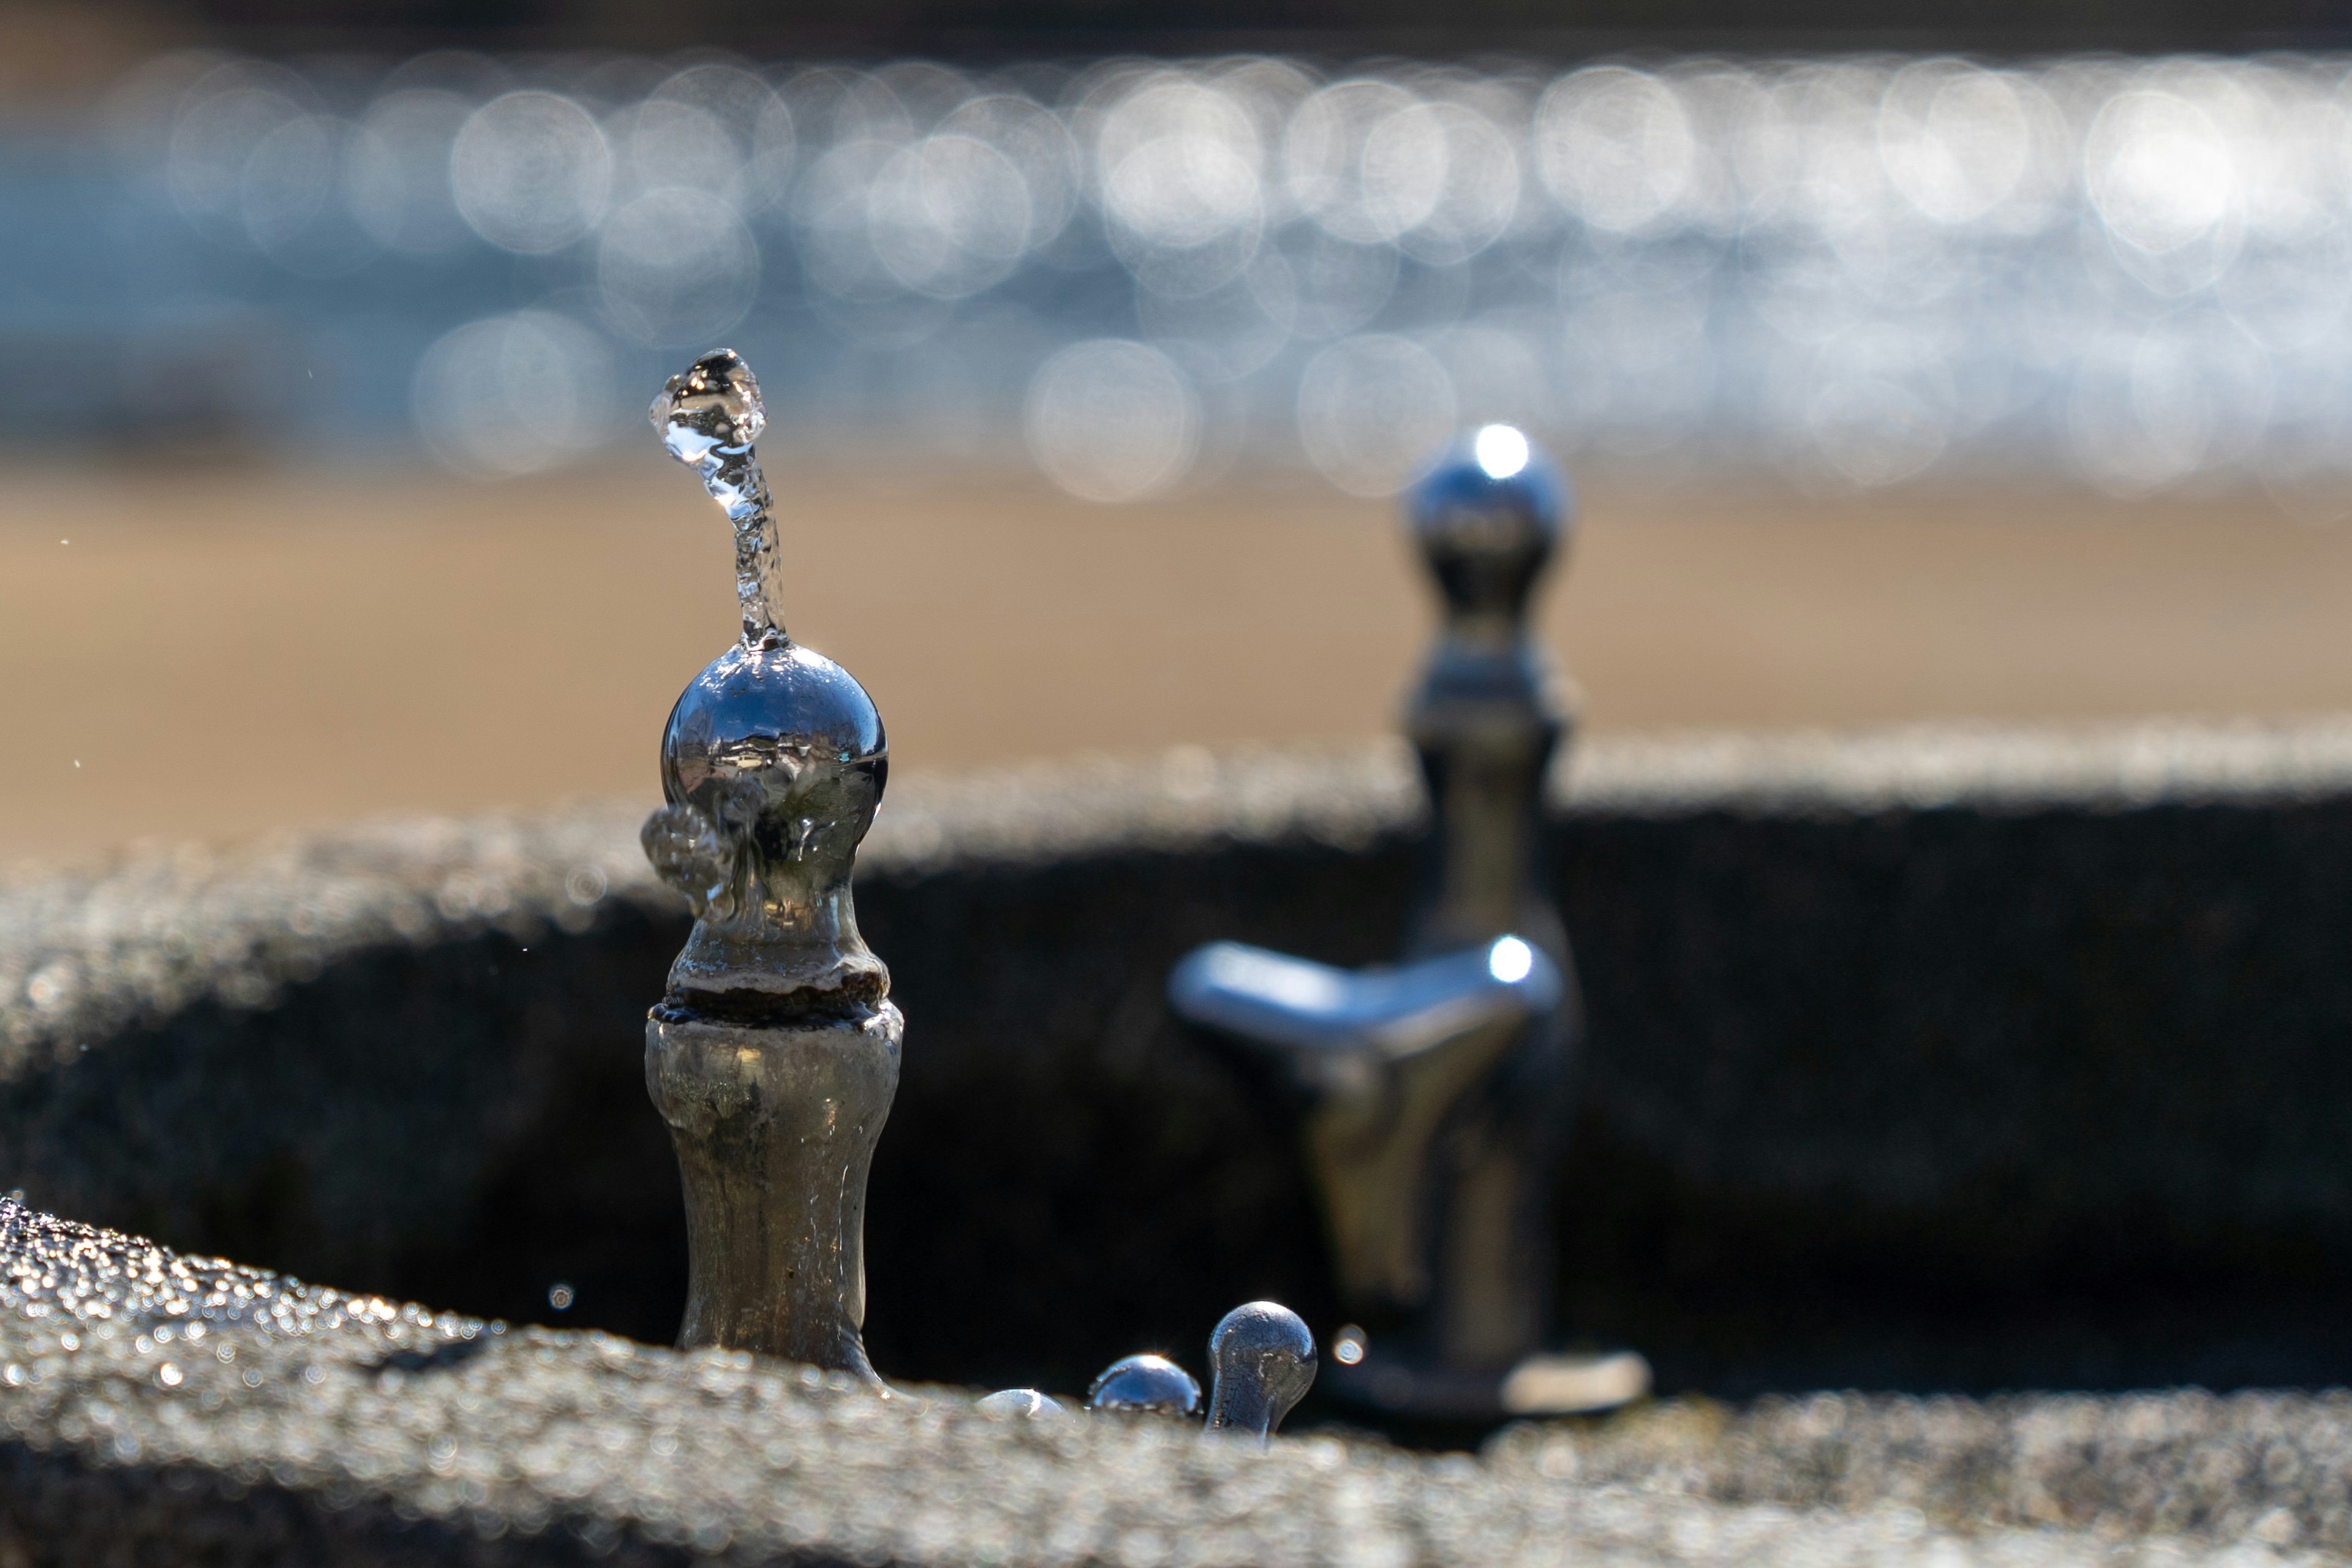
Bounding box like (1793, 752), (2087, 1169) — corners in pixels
(9, 781), (2352, 1411)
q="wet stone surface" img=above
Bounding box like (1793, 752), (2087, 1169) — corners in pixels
(7, 1198), (2352, 1566)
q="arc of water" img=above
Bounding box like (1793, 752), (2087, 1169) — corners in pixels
(650, 348), (788, 647)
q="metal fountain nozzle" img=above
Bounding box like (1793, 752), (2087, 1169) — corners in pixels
(1170, 426), (1645, 1422)
(640, 349), (900, 1390)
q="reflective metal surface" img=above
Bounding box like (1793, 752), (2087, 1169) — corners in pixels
(640, 349), (901, 1390)
(1169, 427), (1626, 1421)
(1086, 1354), (1202, 1417)
(1203, 1301), (1317, 1444)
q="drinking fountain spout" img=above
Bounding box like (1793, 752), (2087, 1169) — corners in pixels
(639, 349), (899, 1390)
(1170, 426), (1645, 1421)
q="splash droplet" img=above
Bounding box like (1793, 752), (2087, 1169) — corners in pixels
(650, 348), (786, 646)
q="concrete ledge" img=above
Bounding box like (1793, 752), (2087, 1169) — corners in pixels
(4, 1198), (2350, 1567)
(16, 712), (2352, 1065)
(7, 719), (2352, 1396)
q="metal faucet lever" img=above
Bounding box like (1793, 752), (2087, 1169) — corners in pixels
(1171, 426), (1640, 1421)
(639, 349), (900, 1391)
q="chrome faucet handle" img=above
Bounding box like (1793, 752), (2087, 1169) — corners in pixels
(640, 349), (901, 1390)
(1204, 1301), (1317, 1444)
(1167, 428), (1615, 1422)
(1169, 937), (1561, 1079)
(1169, 935), (1563, 1353)
(1086, 1354), (1202, 1418)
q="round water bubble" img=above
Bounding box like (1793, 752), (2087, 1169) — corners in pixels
(1297, 334), (1457, 497)
(1023, 339), (1201, 503)
(598, 187), (761, 347)
(451, 91), (611, 253)
(413, 310), (617, 477)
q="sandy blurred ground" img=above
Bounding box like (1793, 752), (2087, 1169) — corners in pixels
(5, 453), (2352, 864)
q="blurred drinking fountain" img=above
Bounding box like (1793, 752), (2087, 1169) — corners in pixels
(1170, 424), (1649, 1422)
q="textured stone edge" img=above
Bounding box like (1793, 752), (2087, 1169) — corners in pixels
(1560, 714), (2352, 816)
(10, 714), (2352, 1082)
(2, 1201), (2348, 1568)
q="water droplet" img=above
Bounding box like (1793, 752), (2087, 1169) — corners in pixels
(157, 1362), (183, 1387)
(650, 349), (785, 645)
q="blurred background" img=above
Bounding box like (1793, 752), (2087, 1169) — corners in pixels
(12, 0), (2352, 859)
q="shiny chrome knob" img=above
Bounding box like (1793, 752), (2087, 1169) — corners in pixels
(1167, 426), (1602, 1422)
